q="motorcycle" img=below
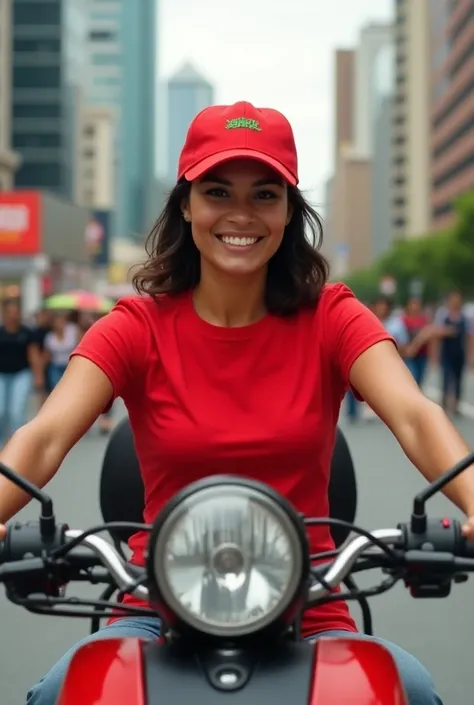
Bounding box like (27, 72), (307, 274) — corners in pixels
(1, 450), (474, 705)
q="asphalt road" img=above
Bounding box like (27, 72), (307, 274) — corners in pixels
(0, 390), (473, 704)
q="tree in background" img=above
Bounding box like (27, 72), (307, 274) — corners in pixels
(340, 191), (474, 303)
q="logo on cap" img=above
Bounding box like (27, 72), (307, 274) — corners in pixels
(225, 117), (262, 132)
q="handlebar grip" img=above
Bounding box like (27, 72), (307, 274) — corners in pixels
(458, 534), (474, 558)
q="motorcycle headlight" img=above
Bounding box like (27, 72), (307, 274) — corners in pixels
(147, 478), (308, 638)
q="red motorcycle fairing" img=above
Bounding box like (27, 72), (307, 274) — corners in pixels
(55, 635), (408, 705)
(57, 635), (317, 705)
(56, 638), (146, 705)
(309, 638), (408, 705)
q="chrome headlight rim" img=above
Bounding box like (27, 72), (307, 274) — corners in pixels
(146, 476), (310, 638)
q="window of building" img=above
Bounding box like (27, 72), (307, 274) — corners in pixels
(14, 2), (60, 25)
(433, 202), (453, 218)
(392, 217), (406, 228)
(434, 78), (474, 127)
(392, 176), (406, 187)
(89, 30), (116, 41)
(13, 66), (60, 89)
(13, 103), (61, 119)
(15, 163), (61, 189)
(14, 39), (60, 53)
(83, 149), (95, 159)
(433, 152), (474, 188)
(451, 5), (474, 43)
(451, 41), (474, 79)
(83, 126), (95, 138)
(14, 133), (61, 148)
(434, 115), (474, 159)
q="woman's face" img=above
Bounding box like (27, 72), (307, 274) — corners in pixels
(184, 159), (293, 279)
(406, 298), (421, 316)
(3, 301), (21, 327)
(52, 313), (67, 332)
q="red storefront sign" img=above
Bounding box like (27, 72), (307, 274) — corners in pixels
(0, 191), (42, 255)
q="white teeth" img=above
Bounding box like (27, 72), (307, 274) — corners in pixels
(220, 236), (258, 246)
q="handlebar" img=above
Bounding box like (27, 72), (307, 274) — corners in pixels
(307, 528), (403, 605)
(1, 517), (474, 614)
(64, 530), (149, 601)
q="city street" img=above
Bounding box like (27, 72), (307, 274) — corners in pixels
(0, 388), (473, 704)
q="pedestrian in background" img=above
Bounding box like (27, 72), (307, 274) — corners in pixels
(0, 299), (43, 447)
(32, 308), (53, 408)
(43, 313), (78, 390)
(434, 291), (473, 414)
(402, 297), (430, 387)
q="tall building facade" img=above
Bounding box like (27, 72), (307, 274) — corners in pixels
(167, 63), (214, 181)
(372, 43), (395, 257)
(330, 24), (392, 276)
(431, 0), (474, 228)
(354, 23), (393, 157)
(76, 105), (116, 210)
(0, 0), (20, 190)
(11, 0), (88, 199)
(392, 0), (433, 238)
(86, 0), (158, 240)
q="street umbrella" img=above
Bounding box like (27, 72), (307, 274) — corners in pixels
(45, 290), (115, 314)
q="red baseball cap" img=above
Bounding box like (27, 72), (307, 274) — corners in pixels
(178, 101), (299, 185)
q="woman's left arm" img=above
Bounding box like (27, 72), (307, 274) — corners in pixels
(350, 340), (474, 537)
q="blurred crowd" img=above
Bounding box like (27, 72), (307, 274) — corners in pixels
(347, 291), (474, 422)
(0, 298), (113, 448)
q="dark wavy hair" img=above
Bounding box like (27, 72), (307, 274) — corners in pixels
(133, 181), (330, 316)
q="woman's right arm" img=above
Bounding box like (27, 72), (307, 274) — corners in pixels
(0, 356), (114, 536)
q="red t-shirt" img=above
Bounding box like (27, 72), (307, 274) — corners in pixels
(72, 283), (393, 637)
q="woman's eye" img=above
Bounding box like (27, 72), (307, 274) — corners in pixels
(256, 190), (277, 200)
(205, 187), (228, 197)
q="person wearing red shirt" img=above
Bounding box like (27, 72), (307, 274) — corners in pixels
(2, 101), (474, 705)
(403, 297), (430, 387)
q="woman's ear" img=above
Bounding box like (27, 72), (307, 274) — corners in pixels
(181, 198), (191, 222)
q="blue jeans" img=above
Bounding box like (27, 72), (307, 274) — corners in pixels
(0, 369), (32, 445)
(26, 617), (441, 704)
(405, 357), (428, 387)
(47, 364), (67, 390)
(345, 390), (359, 421)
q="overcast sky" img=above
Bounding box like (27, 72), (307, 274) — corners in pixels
(158, 0), (393, 211)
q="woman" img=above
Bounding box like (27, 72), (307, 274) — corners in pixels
(43, 313), (78, 390)
(0, 299), (42, 447)
(32, 309), (53, 407)
(435, 291), (472, 414)
(0, 102), (473, 705)
(403, 298), (430, 387)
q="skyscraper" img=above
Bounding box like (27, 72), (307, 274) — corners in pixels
(0, 0), (20, 190)
(166, 63), (214, 181)
(85, 0), (158, 239)
(372, 43), (395, 257)
(11, 0), (88, 198)
(353, 23), (393, 157)
(392, 0), (433, 239)
(431, 0), (474, 228)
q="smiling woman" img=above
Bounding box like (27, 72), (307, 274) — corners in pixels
(132, 102), (328, 318)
